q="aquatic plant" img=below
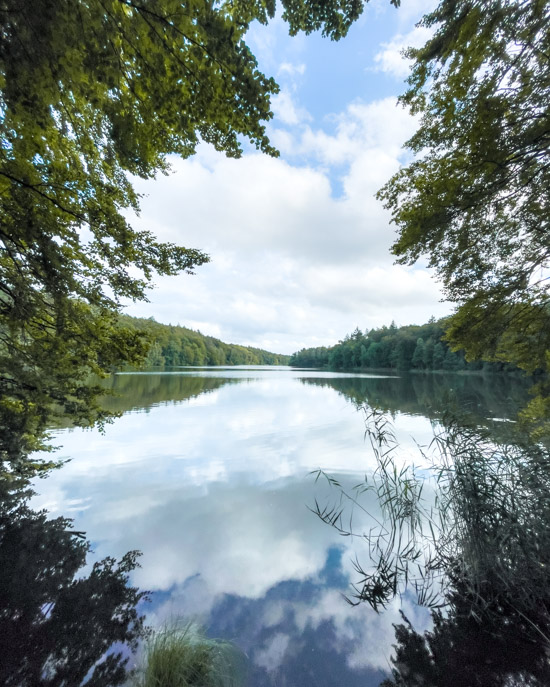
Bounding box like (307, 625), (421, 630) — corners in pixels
(133, 622), (246, 687)
(312, 407), (550, 646)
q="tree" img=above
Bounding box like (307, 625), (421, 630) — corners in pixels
(432, 342), (445, 370)
(360, 343), (369, 367)
(0, 0), (389, 469)
(422, 339), (434, 369)
(378, 0), (550, 402)
(411, 337), (425, 369)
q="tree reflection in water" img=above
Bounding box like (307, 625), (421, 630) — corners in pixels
(382, 577), (550, 687)
(313, 409), (550, 685)
(0, 484), (148, 686)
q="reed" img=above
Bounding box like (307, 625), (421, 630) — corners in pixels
(312, 405), (550, 645)
(133, 622), (246, 687)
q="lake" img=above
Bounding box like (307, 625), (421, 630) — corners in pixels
(29, 366), (528, 686)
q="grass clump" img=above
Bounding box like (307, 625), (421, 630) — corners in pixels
(133, 622), (246, 687)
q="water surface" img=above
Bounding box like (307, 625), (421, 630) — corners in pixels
(30, 367), (528, 685)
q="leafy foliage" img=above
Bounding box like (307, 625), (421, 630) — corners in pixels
(0, 0), (379, 468)
(378, 0), (550, 405)
(382, 595), (550, 687)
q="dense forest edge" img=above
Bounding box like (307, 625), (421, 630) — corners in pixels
(289, 318), (531, 375)
(119, 315), (290, 367)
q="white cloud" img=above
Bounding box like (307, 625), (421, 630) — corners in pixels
(133, 97), (416, 260)
(301, 263), (444, 315)
(291, 588), (428, 671)
(280, 97), (416, 166)
(272, 90), (312, 126)
(124, 92), (449, 353)
(373, 26), (433, 79)
(278, 62), (306, 78)
(255, 633), (291, 672)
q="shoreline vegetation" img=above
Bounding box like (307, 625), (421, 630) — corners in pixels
(289, 318), (535, 377)
(120, 315), (290, 368)
(121, 314), (534, 378)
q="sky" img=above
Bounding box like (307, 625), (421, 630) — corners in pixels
(124, 0), (451, 355)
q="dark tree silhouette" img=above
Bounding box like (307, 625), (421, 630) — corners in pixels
(382, 574), (550, 687)
(0, 488), (148, 686)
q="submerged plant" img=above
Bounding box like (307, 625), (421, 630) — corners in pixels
(133, 622), (246, 687)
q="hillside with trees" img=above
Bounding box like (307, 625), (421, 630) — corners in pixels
(120, 316), (289, 368)
(289, 319), (523, 374)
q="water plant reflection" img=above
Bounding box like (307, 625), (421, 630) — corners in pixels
(382, 578), (550, 686)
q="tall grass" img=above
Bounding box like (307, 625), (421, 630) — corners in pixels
(311, 406), (550, 645)
(133, 622), (246, 687)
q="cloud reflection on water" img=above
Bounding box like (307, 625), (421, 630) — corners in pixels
(30, 370), (450, 684)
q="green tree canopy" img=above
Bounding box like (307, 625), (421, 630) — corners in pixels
(378, 0), (550, 395)
(0, 0), (389, 468)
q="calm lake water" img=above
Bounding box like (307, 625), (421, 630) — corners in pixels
(30, 367), (528, 686)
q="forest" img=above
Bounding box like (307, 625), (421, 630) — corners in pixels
(120, 315), (289, 368)
(289, 319), (524, 374)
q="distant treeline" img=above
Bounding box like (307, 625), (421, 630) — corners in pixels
(289, 319), (521, 374)
(121, 315), (289, 367)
